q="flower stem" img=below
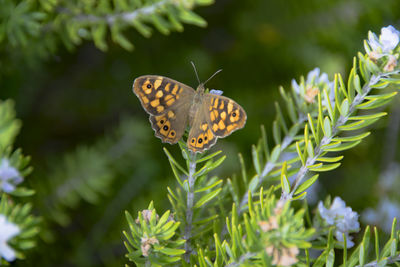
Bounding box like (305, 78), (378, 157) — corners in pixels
(184, 151), (197, 262)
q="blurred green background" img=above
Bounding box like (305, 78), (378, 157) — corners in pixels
(1, 0), (400, 265)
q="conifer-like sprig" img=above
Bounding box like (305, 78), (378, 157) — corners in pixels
(121, 25), (400, 266)
(0, 195), (40, 264)
(0, 100), (39, 263)
(165, 140), (226, 263)
(124, 201), (185, 265)
(233, 26), (400, 216)
(0, 0), (214, 57)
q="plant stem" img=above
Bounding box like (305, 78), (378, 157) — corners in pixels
(282, 74), (385, 202)
(238, 114), (307, 214)
(71, 0), (177, 25)
(225, 252), (258, 267)
(184, 151), (197, 262)
(355, 254), (400, 267)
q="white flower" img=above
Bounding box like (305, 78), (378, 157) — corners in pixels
(0, 159), (23, 193)
(318, 197), (360, 248)
(380, 26), (400, 52)
(305, 68), (333, 90)
(209, 89), (223, 95)
(292, 68), (334, 105)
(368, 25), (400, 54)
(0, 214), (20, 262)
(291, 79), (300, 94)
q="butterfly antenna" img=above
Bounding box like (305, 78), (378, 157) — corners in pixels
(204, 69), (222, 86)
(191, 61), (201, 85)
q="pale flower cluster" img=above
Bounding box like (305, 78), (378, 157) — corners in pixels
(367, 25), (400, 71)
(265, 246), (299, 266)
(318, 197), (360, 248)
(368, 25), (399, 55)
(0, 158), (23, 193)
(292, 68), (334, 105)
(140, 235), (159, 257)
(135, 209), (159, 224)
(0, 214), (20, 262)
(259, 213), (299, 266)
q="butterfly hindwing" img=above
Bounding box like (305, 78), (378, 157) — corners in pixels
(187, 104), (217, 152)
(149, 108), (189, 144)
(187, 93), (247, 153)
(205, 94), (247, 138)
(133, 75), (195, 116)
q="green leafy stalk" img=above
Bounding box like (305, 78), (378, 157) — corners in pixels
(355, 255), (400, 267)
(124, 202), (185, 265)
(225, 252), (258, 267)
(284, 71), (398, 202)
(184, 151), (197, 262)
(164, 142), (225, 263)
(238, 115), (306, 213)
(1, 0), (214, 56)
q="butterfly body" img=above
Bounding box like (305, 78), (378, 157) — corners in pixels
(133, 75), (246, 153)
(189, 84), (206, 123)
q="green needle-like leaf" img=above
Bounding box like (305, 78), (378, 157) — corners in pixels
(194, 188), (222, 209)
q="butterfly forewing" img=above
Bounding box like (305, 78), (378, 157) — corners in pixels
(133, 75), (195, 116)
(133, 75), (195, 144)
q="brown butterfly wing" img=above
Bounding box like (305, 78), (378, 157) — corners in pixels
(187, 103), (218, 153)
(133, 75), (195, 144)
(133, 75), (195, 115)
(205, 94), (247, 138)
(187, 94), (247, 153)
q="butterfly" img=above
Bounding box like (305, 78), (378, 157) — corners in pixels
(132, 68), (246, 153)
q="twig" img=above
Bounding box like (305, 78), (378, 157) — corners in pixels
(282, 73), (387, 201)
(73, 0), (172, 26)
(238, 114), (307, 214)
(355, 254), (400, 267)
(225, 252), (258, 267)
(184, 151), (197, 262)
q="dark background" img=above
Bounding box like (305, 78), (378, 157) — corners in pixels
(1, 0), (400, 265)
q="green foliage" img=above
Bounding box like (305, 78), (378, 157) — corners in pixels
(0, 147), (34, 197)
(0, 194), (40, 264)
(229, 37), (400, 215)
(124, 202), (185, 266)
(164, 141), (227, 262)
(201, 188), (315, 266)
(40, 145), (114, 226)
(0, 0), (214, 66)
(121, 26), (400, 266)
(2, 0), (400, 265)
(0, 100), (21, 150)
(33, 118), (154, 226)
(313, 220), (400, 267)
(0, 100), (39, 264)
